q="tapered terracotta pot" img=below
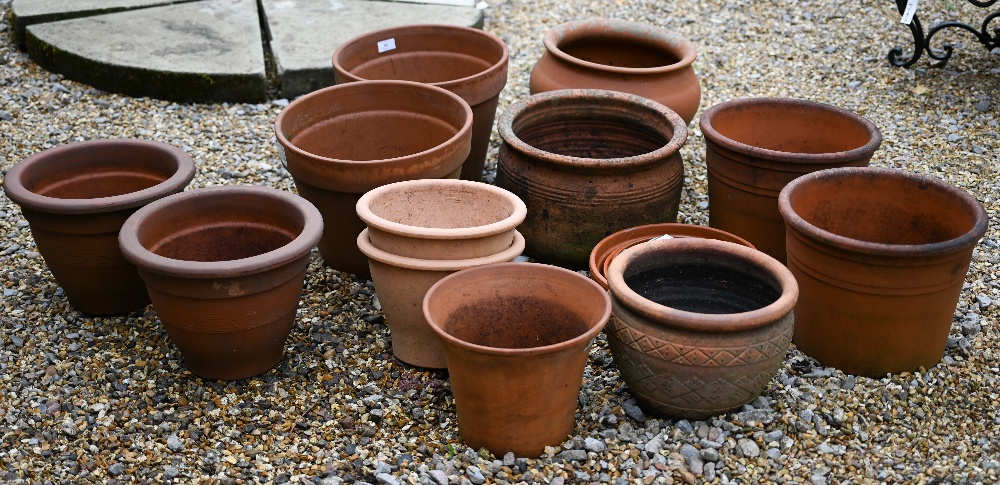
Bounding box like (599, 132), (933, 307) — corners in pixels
(423, 262), (611, 457)
(495, 89), (687, 269)
(333, 24), (508, 181)
(779, 167), (987, 377)
(529, 18), (701, 124)
(701, 98), (882, 263)
(275, 80), (473, 279)
(2, 139), (195, 315)
(606, 238), (797, 419)
(119, 186), (323, 380)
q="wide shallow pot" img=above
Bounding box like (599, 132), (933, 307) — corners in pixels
(779, 167), (987, 377)
(357, 229), (525, 368)
(119, 186), (323, 380)
(606, 238), (797, 419)
(701, 97), (882, 263)
(529, 18), (701, 124)
(2, 139), (195, 315)
(495, 89), (687, 269)
(275, 80), (473, 279)
(423, 262), (611, 457)
(333, 24), (508, 181)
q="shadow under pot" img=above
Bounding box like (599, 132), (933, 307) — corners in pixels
(119, 186), (323, 381)
(1, 139), (195, 315)
(606, 238), (798, 420)
(779, 167), (988, 377)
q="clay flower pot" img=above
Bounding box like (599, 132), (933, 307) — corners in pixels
(422, 262), (611, 457)
(606, 238), (797, 420)
(2, 139), (195, 315)
(779, 167), (988, 377)
(333, 24), (508, 181)
(275, 80), (473, 279)
(119, 186), (323, 380)
(495, 89), (687, 269)
(701, 97), (882, 263)
(529, 18), (701, 124)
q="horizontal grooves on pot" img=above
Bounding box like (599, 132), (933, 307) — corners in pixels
(784, 250), (966, 296)
(33, 232), (128, 268)
(148, 285), (302, 333)
(496, 161), (680, 206)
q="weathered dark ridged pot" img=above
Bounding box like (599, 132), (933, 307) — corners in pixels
(606, 238), (797, 419)
(701, 98), (882, 263)
(2, 139), (195, 315)
(495, 89), (687, 269)
(333, 24), (508, 181)
(119, 186), (323, 380)
(779, 167), (987, 377)
(275, 80), (473, 280)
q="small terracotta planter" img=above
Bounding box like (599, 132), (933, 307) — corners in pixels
(701, 97), (882, 263)
(606, 238), (797, 420)
(275, 80), (473, 279)
(529, 18), (701, 124)
(423, 262), (611, 457)
(119, 186), (323, 380)
(2, 139), (195, 315)
(495, 89), (687, 269)
(779, 167), (987, 377)
(333, 24), (509, 181)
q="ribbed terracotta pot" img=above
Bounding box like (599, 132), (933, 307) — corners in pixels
(606, 238), (797, 419)
(495, 89), (687, 269)
(529, 18), (701, 124)
(2, 139), (195, 315)
(423, 262), (611, 457)
(275, 80), (473, 280)
(119, 186), (323, 381)
(333, 24), (508, 181)
(701, 97), (882, 263)
(779, 167), (987, 377)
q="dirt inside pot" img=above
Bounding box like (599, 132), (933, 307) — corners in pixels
(518, 117), (669, 159)
(560, 38), (680, 68)
(444, 296), (589, 349)
(291, 112), (456, 161)
(150, 224), (296, 262)
(351, 52), (493, 84)
(626, 263), (780, 314)
(369, 186), (514, 229)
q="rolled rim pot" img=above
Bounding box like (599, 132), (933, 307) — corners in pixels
(119, 185), (324, 381)
(333, 24), (509, 181)
(701, 97), (882, 263)
(495, 88), (687, 269)
(422, 262), (611, 457)
(2, 139), (196, 315)
(274, 79), (473, 279)
(778, 167), (988, 377)
(606, 238), (797, 419)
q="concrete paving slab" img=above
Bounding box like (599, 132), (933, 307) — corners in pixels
(10, 0), (198, 45)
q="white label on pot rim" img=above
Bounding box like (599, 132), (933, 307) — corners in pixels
(900, 0), (919, 24)
(377, 38), (396, 53)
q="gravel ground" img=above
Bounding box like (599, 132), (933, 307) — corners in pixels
(1, 0), (999, 483)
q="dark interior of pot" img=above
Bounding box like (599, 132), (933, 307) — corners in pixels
(625, 255), (781, 314)
(369, 186), (514, 229)
(560, 38), (680, 69)
(516, 109), (671, 159)
(710, 102), (872, 154)
(444, 295), (589, 349)
(26, 148), (177, 199)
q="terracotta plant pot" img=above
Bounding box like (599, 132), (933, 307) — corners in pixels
(422, 262), (611, 457)
(495, 89), (687, 269)
(779, 167), (987, 377)
(606, 238), (797, 419)
(701, 97), (882, 263)
(2, 139), (195, 315)
(119, 186), (323, 380)
(275, 80), (473, 279)
(333, 24), (509, 181)
(529, 18), (701, 124)
(589, 223), (755, 291)
(357, 229), (525, 368)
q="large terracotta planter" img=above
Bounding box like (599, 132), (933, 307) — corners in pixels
(529, 18), (701, 124)
(119, 186), (323, 380)
(333, 24), (508, 181)
(275, 80), (473, 279)
(495, 89), (687, 269)
(701, 97), (882, 263)
(422, 262), (611, 457)
(2, 139), (195, 315)
(606, 238), (797, 420)
(779, 167), (987, 377)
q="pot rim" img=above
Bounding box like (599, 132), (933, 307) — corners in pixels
(2, 139), (196, 215)
(357, 228), (525, 271)
(543, 18), (698, 75)
(607, 238), (798, 333)
(699, 97), (882, 164)
(778, 166), (989, 258)
(119, 186), (324, 278)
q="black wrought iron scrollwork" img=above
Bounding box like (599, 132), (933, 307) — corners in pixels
(889, 0), (1000, 67)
